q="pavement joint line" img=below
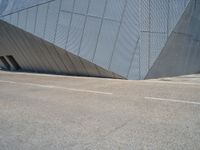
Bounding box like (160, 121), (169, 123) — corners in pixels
(0, 80), (113, 95)
(144, 80), (200, 86)
(0, 71), (121, 81)
(145, 97), (200, 106)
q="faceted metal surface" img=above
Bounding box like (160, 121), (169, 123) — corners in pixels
(146, 0), (200, 79)
(0, 0), (199, 80)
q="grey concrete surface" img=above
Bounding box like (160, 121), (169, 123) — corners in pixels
(0, 71), (200, 150)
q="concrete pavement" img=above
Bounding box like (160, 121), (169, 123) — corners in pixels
(0, 71), (200, 150)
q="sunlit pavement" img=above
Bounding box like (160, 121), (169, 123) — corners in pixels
(0, 71), (200, 150)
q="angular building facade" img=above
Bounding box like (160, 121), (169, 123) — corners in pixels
(0, 0), (199, 79)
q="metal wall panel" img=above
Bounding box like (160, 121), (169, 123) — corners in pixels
(66, 14), (85, 55)
(74, 0), (89, 15)
(18, 10), (27, 29)
(55, 46), (77, 74)
(42, 41), (68, 74)
(16, 26), (48, 72)
(88, 0), (106, 17)
(146, 0), (200, 79)
(35, 4), (48, 38)
(6, 24), (37, 71)
(27, 35), (58, 73)
(97, 66), (114, 78)
(93, 20), (120, 69)
(147, 35), (200, 79)
(104, 0), (126, 21)
(140, 33), (149, 79)
(79, 17), (101, 61)
(2, 15), (10, 22)
(0, 0), (51, 16)
(150, 0), (168, 33)
(12, 0), (27, 12)
(0, 21), (30, 70)
(81, 58), (100, 77)
(110, 0), (140, 77)
(168, 0), (186, 35)
(26, 7), (37, 33)
(140, 0), (150, 31)
(128, 44), (140, 80)
(0, 0), (9, 15)
(185, 0), (190, 6)
(44, 0), (60, 43)
(149, 33), (167, 67)
(10, 13), (18, 26)
(55, 11), (71, 49)
(0, 23), (16, 57)
(0, 0), (14, 16)
(0, 0), (194, 79)
(61, 0), (74, 12)
(176, 0), (200, 39)
(67, 53), (88, 76)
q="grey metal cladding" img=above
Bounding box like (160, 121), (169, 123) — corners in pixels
(0, 0), (14, 16)
(128, 42), (140, 80)
(66, 14), (86, 55)
(81, 58), (100, 77)
(79, 17), (101, 61)
(61, 0), (74, 12)
(140, 0), (150, 32)
(2, 15), (11, 22)
(26, 7), (37, 33)
(35, 4), (48, 38)
(44, 0), (60, 43)
(10, 13), (18, 26)
(149, 33), (167, 67)
(1, 20), (116, 77)
(74, 0), (89, 15)
(42, 41), (67, 74)
(54, 46), (77, 74)
(0, 22), (29, 70)
(0, 0), (52, 16)
(88, 0), (106, 17)
(140, 32), (149, 79)
(0, 0), (8, 14)
(168, 0), (188, 35)
(93, 20), (120, 69)
(146, 0), (200, 79)
(110, 0), (140, 77)
(6, 23), (37, 71)
(1, 0), (198, 80)
(55, 11), (71, 49)
(150, 0), (168, 33)
(104, 0), (126, 21)
(67, 52), (88, 76)
(18, 10), (27, 29)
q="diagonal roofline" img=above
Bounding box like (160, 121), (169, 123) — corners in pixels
(0, 0), (55, 17)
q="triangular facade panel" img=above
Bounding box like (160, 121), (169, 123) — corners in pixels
(0, 0), (199, 80)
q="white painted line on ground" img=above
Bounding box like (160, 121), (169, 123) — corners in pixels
(144, 80), (200, 86)
(0, 71), (76, 79)
(0, 80), (113, 95)
(145, 97), (200, 106)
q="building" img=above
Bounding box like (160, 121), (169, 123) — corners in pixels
(0, 0), (199, 80)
